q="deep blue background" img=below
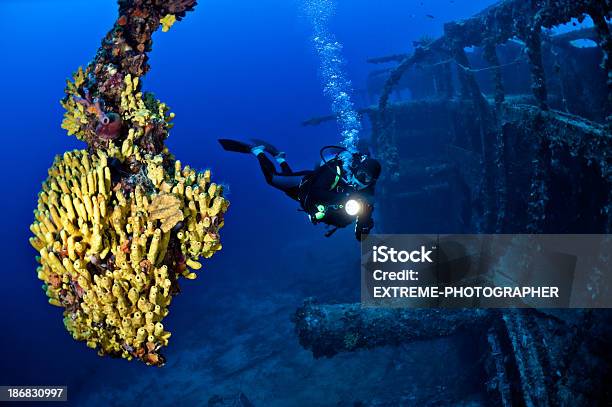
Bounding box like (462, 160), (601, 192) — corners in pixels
(0, 0), (495, 402)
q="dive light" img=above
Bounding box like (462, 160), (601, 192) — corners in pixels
(344, 199), (362, 216)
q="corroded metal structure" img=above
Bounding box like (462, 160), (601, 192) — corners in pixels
(370, 0), (611, 235)
(296, 1), (612, 405)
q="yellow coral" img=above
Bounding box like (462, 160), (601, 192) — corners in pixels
(40, 0), (225, 367)
(149, 193), (184, 233)
(31, 149), (228, 365)
(120, 74), (174, 129)
(60, 67), (91, 139)
(160, 14), (177, 32)
(120, 74), (147, 126)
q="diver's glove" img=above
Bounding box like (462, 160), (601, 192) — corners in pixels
(355, 217), (374, 242)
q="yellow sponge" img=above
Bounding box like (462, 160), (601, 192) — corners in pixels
(32, 149), (228, 366)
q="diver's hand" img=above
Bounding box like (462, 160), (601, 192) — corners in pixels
(355, 217), (374, 241)
(355, 202), (374, 241)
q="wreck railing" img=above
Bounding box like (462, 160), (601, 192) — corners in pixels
(370, 0), (611, 234)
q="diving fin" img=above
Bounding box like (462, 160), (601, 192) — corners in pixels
(218, 139), (254, 154)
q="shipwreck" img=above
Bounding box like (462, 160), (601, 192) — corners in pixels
(296, 1), (612, 405)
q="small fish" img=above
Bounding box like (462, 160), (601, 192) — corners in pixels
(426, 14), (435, 19)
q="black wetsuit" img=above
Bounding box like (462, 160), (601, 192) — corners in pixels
(254, 152), (375, 239)
(254, 153), (312, 201)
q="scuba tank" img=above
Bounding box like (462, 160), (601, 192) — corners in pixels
(298, 146), (379, 227)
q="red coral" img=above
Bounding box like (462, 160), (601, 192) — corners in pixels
(166, 0), (197, 15)
(74, 93), (123, 141)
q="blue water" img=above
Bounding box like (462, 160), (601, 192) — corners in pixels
(0, 0), (496, 404)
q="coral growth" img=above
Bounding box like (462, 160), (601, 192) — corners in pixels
(59, 0), (197, 154)
(160, 14), (177, 32)
(31, 0), (229, 366)
(31, 149), (227, 365)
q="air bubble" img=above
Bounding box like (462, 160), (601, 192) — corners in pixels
(305, 0), (361, 154)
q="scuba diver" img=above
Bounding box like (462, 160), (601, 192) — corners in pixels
(218, 139), (381, 241)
